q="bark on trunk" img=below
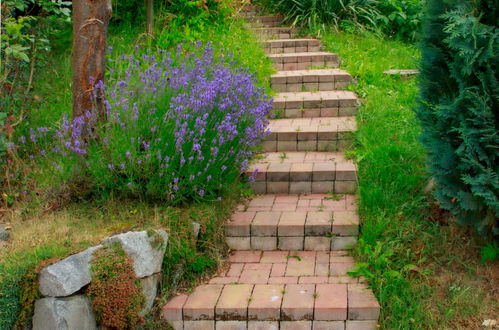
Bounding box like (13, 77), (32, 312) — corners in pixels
(146, 0), (154, 35)
(72, 0), (112, 120)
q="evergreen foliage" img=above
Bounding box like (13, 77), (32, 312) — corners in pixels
(416, 0), (498, 235)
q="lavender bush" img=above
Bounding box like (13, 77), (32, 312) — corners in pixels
(19, 44), (271, 203)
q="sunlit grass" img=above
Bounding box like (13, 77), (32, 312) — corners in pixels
(322, 31), (497, 329)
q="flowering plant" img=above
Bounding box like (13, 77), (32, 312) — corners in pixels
(20, 43), (271, 203)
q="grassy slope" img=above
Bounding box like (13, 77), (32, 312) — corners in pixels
(1, 12), (272, 329)
(321, 31), (498, 329)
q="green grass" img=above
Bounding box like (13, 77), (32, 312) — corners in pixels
(321, 31), (497, 329)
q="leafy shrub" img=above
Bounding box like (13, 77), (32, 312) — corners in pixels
(155, 0), (232, 48)
(87, 243), (144, 329)
(17, 43), (271, 203)
(256, 0), (424, 41)
(1, 0), (71, 201)
(416, 0), (498, 235)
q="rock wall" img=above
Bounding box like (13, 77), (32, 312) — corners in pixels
(33, 229), (168, 330)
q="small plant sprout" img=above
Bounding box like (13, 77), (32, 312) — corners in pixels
(286, 255), (301, 261)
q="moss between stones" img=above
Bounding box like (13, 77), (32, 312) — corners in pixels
(14, 257), (61, 329)
(87, 242), (145, 329)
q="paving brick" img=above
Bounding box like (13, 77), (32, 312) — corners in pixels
(347, 284), (380, 320)
(168, 320), (184, 330)
(345, 320), (378, 330)
(261, 251), (290, 263)
(290, 163), (313, 181)
(312, 182), (335, 194)
(290, 182), (313, 194)
(252, 212), (281, 236)
(216, 284), (253, 320)
(314, 284), (347, 320)
(331, 237), (357, 251)
(330, 261), (355, 276)
(278, 211), (306, 236)
(298, 276), (329, 284)
(226, 237), (251, 250)
(216, 321), (247, 330)
(271, 263), (287, 277)
(333, 181), (356, 194)
(250, 182), (267, 194)
(313, 321), (345, 330)
(248, 284), (284, 320)
(251, 237), (277, 250)
(281, 321), (313, 330)
(332, 211), (359, 236)
(239, 268), (271, 284)
(315, 263), (330, 276)
(227, 263), (245, 277)
(248, 321), (279, 330)
(162, 294), (188, 321)
(304, 237), (332, 251)
(267, 182), (289, 194)
(279, 237), (304, 250)
(183, 285), (224, 320)
(336, 161), (357, 181)
(313, 163), (336, 181)
(244, 263), (273, 270)
(184, 320), (215, 330)
(286, 254), (315, 276)
(226, 212), (255, 236)
(229, 251), (262, 263)
(305, 212), (333, 235)
(328, 276), (357, 284)
(268, 276), (299, 284)
(281, 284), (316, 320)
(209, 277), (240, 284)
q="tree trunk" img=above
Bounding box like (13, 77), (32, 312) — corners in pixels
(72, 0), (112, 120)
(146, 0), (154, 35)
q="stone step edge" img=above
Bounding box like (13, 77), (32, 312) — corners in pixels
(164, 320), (379, 330)
(226, 209), (359, 237)
(162, 283), (380, 322)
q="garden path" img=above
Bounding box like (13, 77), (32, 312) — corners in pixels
(162, 4), (380, 329)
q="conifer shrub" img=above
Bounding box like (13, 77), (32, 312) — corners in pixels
(86, 243), (144, 329)
(416, 0), (498, 235)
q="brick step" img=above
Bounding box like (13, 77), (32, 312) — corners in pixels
(247, 16), (284, 28)
(245, 152), (357, 195)
(166, 320), (378, 329)
(162, 251), (380, 329)
(264, 117), (356, 152)
(226, 194), (358, 251)
(272, 91), (359, 119)
(253, 27), (298, 39)
(272, 69), (353, 92)
(264, 39), (322, 54)
(270, 52), (339, 71)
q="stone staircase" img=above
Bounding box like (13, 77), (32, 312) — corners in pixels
(162, 3), (380, 330)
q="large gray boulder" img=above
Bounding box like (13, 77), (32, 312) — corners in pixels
(140, 273), (161, 315)
(32, 295), (97, 330)
(104, 229), (168, 278)
(39, 246), (101, 297)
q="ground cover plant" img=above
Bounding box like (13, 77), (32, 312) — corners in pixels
(417, 0), (498, 236)
(321, 31), (498, 328)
